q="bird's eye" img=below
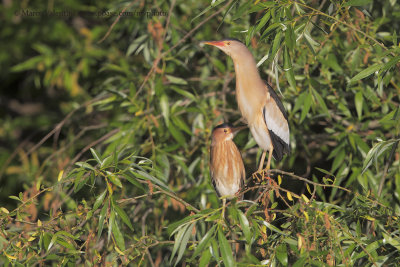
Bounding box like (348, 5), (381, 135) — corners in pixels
(224, 129), (228, 133)
(227, 42), (231, 45)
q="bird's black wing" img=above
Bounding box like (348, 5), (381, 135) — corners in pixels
(261, 81), (291, 161)
(265, 82), (288, 121)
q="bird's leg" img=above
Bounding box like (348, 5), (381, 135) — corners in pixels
(221, 198), (226, 219)
(257, 151), (267, 172)
(266, 147), (273, 171)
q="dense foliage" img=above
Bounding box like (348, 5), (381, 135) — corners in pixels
(1, 0), (400, 265)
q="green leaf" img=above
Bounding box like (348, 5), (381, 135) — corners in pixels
(171, 115), (192, 135)
(126, 35), (148, 56)
(122, 172), (145, 192)
(381, 55), (400, 72)
(315, 167), (334, 176)
(270, 31), (282, 62)
(168, 122), (186, 148)
(107, 172), (123, 188)
(303, 32), (319, 55)
(382, 233), (400, 250)
(362, 139), (398, 174)
(353, 240), (382, 260)
(312, 89), (330, 117)
(355, 91), (363, 120)
(344, 0), (373, 6)
(166, 75), (188, 85)
(170, 223), (194, 266)
(160, 94), (169, 127)
(218, 228), (235, 267)
(349, 64), (381, 83)
(9, 196), (22, 202)
(238, 210), (251, 244)
(75, 162), (95, 171)
(175, 223), (195, 266)
(90, 148), (101, 164)
(74, 170), (88, 193)
(191, 0), (225, 22)
(263, 221), (287, 235)
(199, 249), (212, 267)
(276, 244), (288, 266)
(130, 169), (170, 192)
(97, 199), (109, 241)
(93, 190), (107, 211)
(170, 86), (196, 102)
(11, 56), (43, 72)
(283, 46), (296, 90)
(47, 234), (57, 251)
(191, 225), (216, 260)
(300, 91), (312, 123)
(285, 24), (296, 52)
(255, 10), (271, 34)
(331, 148), (345, 173)
(113, 202), (134, 231)
(112, 218), (125, 251)
(319, 53), (343, 74)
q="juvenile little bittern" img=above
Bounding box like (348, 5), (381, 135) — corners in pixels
(210, 123), (246, 203)
(204, 39), (290, 172)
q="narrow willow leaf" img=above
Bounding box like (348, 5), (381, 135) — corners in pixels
(175, 223), (195, 266)
(166, 75), (188, 85)
(168, 122), (186, 148)
(362, 139), (397, 174)
(113, 202), (134, 231)
(349, 64), (380, 83)
(300, 91), (312, 123)
(75, 162), (95, 171)
(276, 244), (288, 265)
(191, 225), (216, 260)
(263, 221), (287, 235)
(255, 10), (271, 34)
(93, 190), (107, 211)
(238, 210), (251, 244)
(285, 24), (295, 51)
(312, 89), (330, 117)
(344, 0), (373, 6)
(90, 148), (101, 164)
(218, 228), (235, 267)
(97, 199), (109, 241)
(160, 94), (169, 127)
(107, 172), (122, 188)
(355, 91), (363, 120)
(47, 234), (57, 251)
(199, 248), (212, 267)
(331, 148), (345, 173)
(270, 31), (282, 63)
(112, 219), (125, 251)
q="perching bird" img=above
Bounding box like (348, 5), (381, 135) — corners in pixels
(204, 38), (290, 172)
(210, 123), (246, 200)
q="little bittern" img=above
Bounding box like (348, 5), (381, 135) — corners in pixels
(210, 123), (246, 200)
(204, 39), (290, 172)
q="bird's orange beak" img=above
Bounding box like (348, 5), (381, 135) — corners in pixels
(203, 40), (226, 47)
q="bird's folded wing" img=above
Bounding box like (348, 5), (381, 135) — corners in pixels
(262, 84), (290, 160)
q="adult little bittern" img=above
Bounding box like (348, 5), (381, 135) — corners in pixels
(204, 39), (290, 172)
(210, 123), (246, 202)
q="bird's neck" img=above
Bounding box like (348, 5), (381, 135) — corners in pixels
(232, 53), (266, 122)
(233, 53), (265, 94)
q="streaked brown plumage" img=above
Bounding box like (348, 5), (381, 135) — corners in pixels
(210, 123), (246, 199)
(204, 39), (290, 172)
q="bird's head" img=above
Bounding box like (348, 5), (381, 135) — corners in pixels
(211, 123), (247, 143)
(202, 38), (248, 60)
